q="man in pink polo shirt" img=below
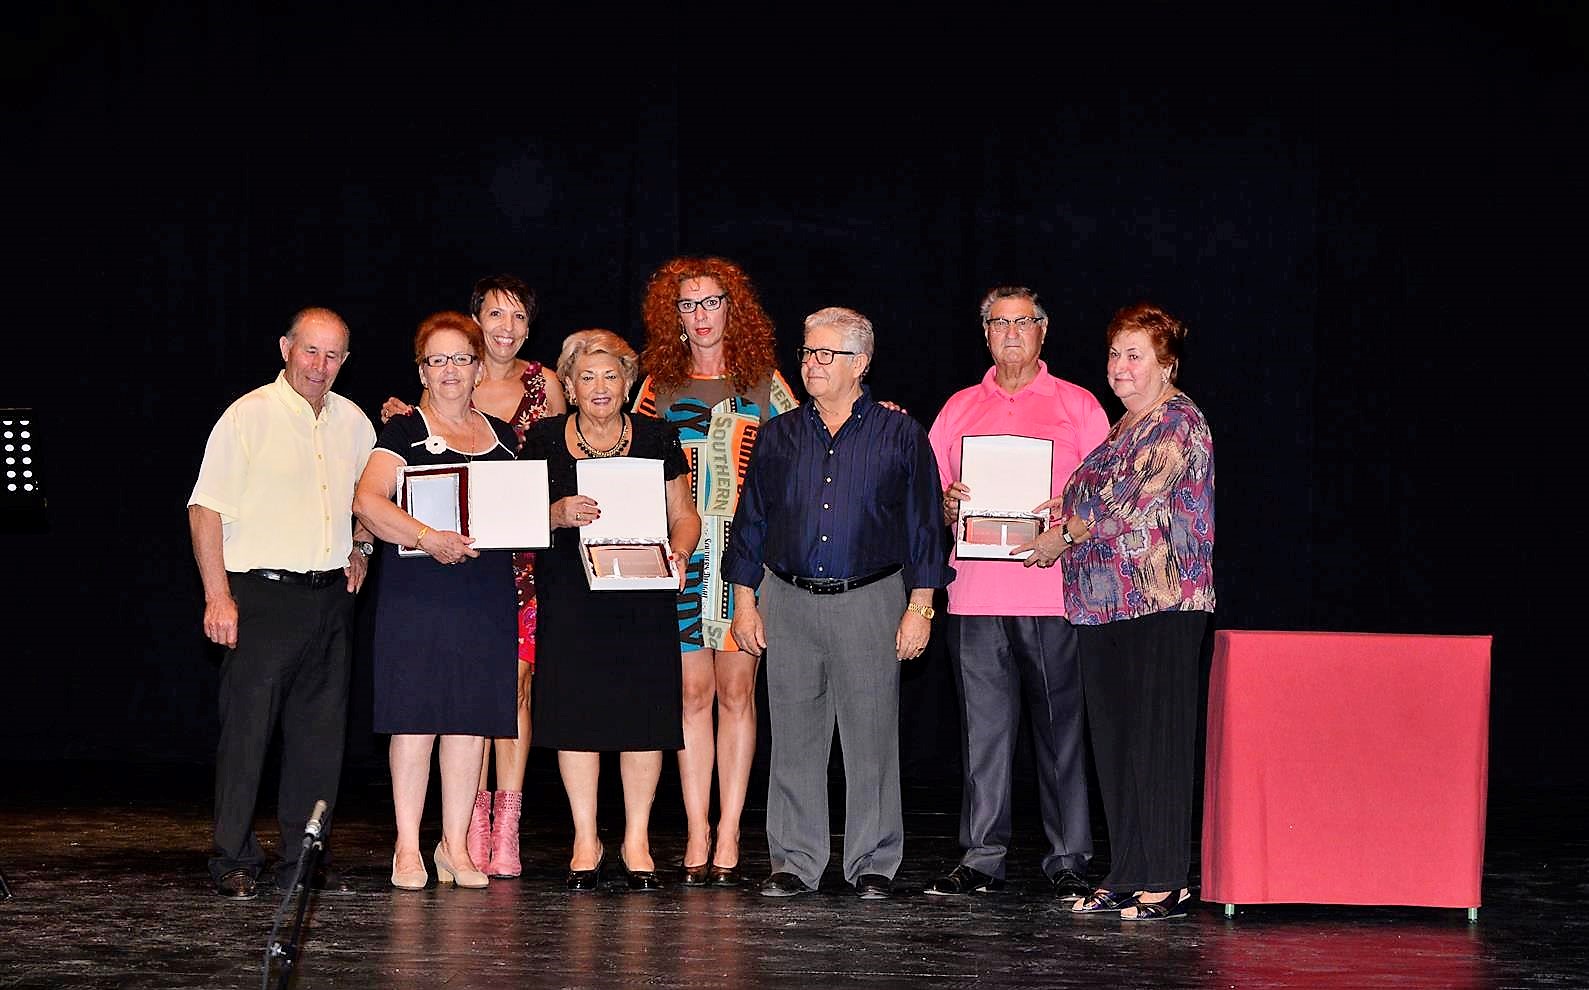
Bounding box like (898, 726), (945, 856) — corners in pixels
(925, 285), (1109, 900)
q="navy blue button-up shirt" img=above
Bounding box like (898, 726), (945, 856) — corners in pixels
(723, 387), (953, 591)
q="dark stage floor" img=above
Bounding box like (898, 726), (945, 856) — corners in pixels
(0, 759), (1583, 989)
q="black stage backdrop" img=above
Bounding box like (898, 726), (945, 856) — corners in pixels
(2, 5), (1580, 785)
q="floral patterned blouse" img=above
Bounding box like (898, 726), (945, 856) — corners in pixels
(1059, 392), (1215, 626)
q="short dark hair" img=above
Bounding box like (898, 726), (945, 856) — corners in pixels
(468, 274), (538, 323)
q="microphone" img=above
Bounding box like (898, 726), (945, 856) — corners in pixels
(301, 799), (328, 850)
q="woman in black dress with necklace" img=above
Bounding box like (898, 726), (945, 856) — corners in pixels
(526, 329), (699, 890)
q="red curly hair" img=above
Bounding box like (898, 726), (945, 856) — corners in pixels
(638, 256), (780, 391)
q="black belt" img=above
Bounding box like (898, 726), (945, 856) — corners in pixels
(246, 568), (344, 590)
(769, 565), (900, 596)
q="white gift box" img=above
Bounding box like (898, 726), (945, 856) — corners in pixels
(398, 460), (549, 557)
(575, 457), (679, 590)
(954, 434), (1052, 561)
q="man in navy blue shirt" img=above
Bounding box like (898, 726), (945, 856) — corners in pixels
(725, 306), (952, 900)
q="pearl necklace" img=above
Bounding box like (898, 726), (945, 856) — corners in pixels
(574, 412), (630, 458)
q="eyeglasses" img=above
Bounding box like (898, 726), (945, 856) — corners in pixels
(796, 346), (859, 365)
(420, 353), (478, 367)
(677, 293), (727, 314)
(984, 316), (1046, 333)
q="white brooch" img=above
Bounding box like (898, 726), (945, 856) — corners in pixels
(423, 435), (447, 455)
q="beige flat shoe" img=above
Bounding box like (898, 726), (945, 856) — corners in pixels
(390, 853), (428, 890)
(434, 842), (489, 888)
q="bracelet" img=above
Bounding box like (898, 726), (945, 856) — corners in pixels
(414, 526), (431, 549)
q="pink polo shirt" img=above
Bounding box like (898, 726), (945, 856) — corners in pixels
(927, 363), (1109, 617)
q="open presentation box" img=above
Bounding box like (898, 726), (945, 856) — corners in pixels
(398, 460), (549, 557)
(576, 457), (678, 590)
(955, 434), (1052, 562)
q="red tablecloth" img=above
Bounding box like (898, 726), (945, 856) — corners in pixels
(1201, 629), (1491, 908)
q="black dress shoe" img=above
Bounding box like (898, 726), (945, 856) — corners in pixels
(1049, 868), (1090, 902)
(707, 863), (742, 887)
(927, 864), (1005, 895)
(854, 873), (893, 900)
(621, 855), (663, 892)
(565, 848), (604, 892)
(215, 869), (258, 900)
(275, 865), (351, 893)
(759, 871), (814, 897)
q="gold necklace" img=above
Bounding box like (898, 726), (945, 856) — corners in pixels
(574, 412), (629, 458)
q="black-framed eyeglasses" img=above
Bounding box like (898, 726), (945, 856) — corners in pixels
(984, 316), (1046, 332)
(420, 353), (478, 367)
(677, 293), (727, 314)
(796, 346), (859, 365)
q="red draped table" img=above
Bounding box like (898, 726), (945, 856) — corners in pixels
(1201, 629), (1491, 919)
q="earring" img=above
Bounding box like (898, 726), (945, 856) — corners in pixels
(678, 330), (688, 344)
(1161, 371), (1170, 383)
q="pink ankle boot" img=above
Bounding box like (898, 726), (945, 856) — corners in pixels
(467, 790), (493, 874)
(489, 790), (523, 878)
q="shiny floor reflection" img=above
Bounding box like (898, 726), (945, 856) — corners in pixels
(0, 761), (1582, 989)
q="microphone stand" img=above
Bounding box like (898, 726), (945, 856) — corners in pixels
(265, 803), (327, 990)
(0, 861), (12, 900)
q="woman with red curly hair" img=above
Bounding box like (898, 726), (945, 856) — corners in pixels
(633, 256), (798, 886)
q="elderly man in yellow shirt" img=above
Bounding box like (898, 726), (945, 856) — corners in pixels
(187, 307), (377, 900)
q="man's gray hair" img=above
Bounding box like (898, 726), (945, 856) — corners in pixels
(803, 306), (875, 358)
(977, 286), (1048, 324)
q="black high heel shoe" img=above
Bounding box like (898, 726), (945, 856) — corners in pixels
(706, 863), (741, 887)
(565, 846), (604, 892)
(621, 853), (663, 892)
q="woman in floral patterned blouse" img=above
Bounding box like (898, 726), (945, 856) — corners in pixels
(1023, 301), (1215, 922)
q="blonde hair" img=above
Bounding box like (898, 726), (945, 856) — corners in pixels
(556, 329), (641, 396)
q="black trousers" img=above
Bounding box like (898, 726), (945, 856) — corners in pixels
(1077, 610), (1208, 894)
(209, 572), (353, 883)
(947, 614), (1091, 879)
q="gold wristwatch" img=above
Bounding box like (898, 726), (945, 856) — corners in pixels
(906, 602), (936, 621)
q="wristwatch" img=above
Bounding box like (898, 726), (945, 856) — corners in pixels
(1059, 525), (1075, 546)
(906, 602), (936, 621)
(354, 540), (376, 557)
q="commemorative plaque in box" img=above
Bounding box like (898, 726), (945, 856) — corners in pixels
(398, 460), (549, 557)
(955, 434), (1052, 562)
(575, 457), (679, 590)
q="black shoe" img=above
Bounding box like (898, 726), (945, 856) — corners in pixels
(1049, 868), (1090, 902)
(275, 865), (351, 893)
(759, 871), (814, 897)
(565, 847), (605, 892)
(621, 854), (663, 892)
(707, 863), (742, 887)
(215, 869), (258, 900)
(854, 873), (893, 900)
(1070, 888), (1139, 915)
(1121, 889), (1192, 922)
(926, 864), (1005, 896)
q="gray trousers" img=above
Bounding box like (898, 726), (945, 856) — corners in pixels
(760, 569), (905, 887)
(948, 614), (1092, 880)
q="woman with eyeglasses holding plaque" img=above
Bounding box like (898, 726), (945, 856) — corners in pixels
(353, 311), (521, 890)
(526, 329), (700, 891)
(379, 275), (565, 880)
(633, 256), (798, 886)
